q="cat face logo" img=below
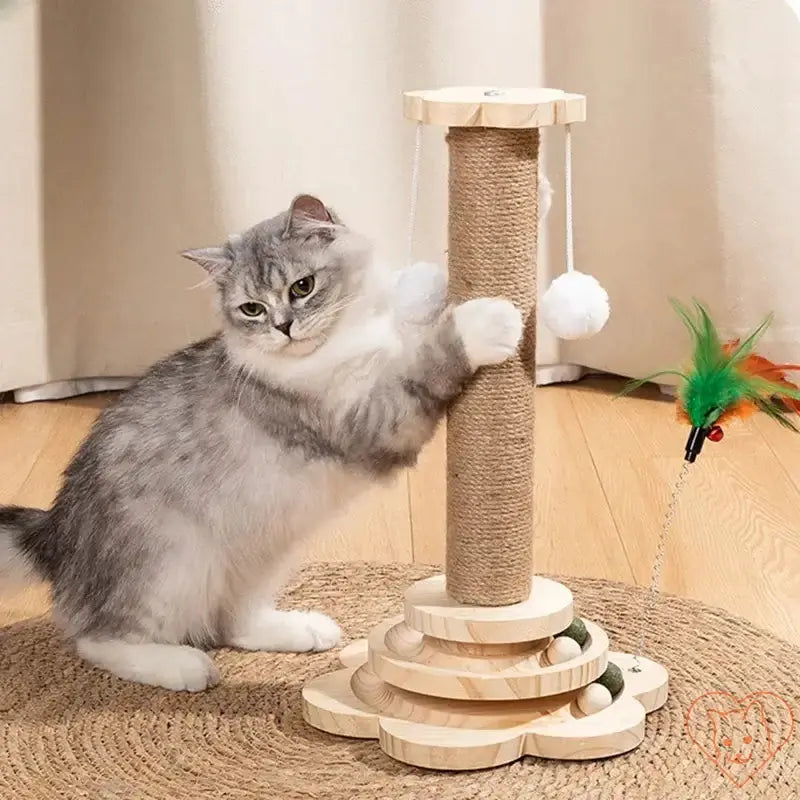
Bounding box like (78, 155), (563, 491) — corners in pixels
(685, 692), (795, 787)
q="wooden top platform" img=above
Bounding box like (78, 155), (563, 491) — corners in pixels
(403, 87), (586, 129)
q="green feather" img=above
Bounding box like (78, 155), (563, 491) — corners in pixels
(726, 313), (774, 365)
(632, 300), (800, 432)
(745, 375), (800, 402)
(669, 298), (700, 337)
(681, 365), (749, 427)
(618, 371), (688, 398)
(693, 302), (727, 374)
(754, 398), (799, 431)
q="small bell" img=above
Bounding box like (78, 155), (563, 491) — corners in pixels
(707, 425), (724, 442)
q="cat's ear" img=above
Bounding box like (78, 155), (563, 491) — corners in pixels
(180, 245), (232, 275)
(707, 709), (724, 734)
(284, 194), (334, 236)
(743, 700), (765, 726)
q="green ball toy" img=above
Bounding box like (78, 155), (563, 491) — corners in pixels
(557, 617), (588, 647)
(595, 662), (624, 697)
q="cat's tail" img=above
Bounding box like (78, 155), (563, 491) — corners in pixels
(0, 506), (48, 594)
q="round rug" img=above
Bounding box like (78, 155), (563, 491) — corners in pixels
(1, 563), (798, 800)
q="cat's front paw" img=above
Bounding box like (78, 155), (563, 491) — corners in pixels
(229, 609), (341, 653)
(296, 611), (342, 652)
(392, 261), (448, 324)
(454, 298), (524, 370)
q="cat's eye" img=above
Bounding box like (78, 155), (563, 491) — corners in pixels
(743, 735), (752, 744)
(722, 738), (732, 747)
(289, 276), (315, 299)
(238, 302), (266, 318)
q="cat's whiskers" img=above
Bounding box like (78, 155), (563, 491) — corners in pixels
(297, 294), (357, 340)
(186, 273), (217, 291)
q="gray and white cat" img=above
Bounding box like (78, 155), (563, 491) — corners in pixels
(0, 195), (522, 692)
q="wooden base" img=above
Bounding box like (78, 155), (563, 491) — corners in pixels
(404, 574), (573, 643)
(302, 575), (668, 770)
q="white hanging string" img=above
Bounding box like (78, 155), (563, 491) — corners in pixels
(564, 123), (575, 274)
(406, 122), (423, 266)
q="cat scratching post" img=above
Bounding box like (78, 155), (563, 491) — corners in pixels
(302, 88), (668, 770)
(445, 124), (536, 606)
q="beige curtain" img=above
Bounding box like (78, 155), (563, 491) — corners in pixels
(3, 0), (225, 398)
(546, 0), (800, 379)
(1, 0), (559, 398)
(3, 0), (800, 398)
(1, 0), (48, 391)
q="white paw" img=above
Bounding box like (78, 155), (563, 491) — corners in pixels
(76, 639), (220, 692)
(148, 647), (220, 692)
(297, 611), (342, 651)
(453, 297), (524, 370)
(230, 609), (341, 653)
(392, 261), (448, 324)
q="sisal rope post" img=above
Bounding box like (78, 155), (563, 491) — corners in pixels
(445, 128), (539, 605)
(401, 86), (586, 608)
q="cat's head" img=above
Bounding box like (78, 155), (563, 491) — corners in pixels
(182, 195), (371, 357)
(708, 701), (770, 769)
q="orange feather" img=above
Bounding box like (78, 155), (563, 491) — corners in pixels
(723, 340), (800, 413)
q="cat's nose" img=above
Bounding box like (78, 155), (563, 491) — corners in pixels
(274, 321), (292, 338)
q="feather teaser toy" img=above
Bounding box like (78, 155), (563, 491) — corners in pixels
(622, 300), (800, 670)
(623, 299), (800, 461)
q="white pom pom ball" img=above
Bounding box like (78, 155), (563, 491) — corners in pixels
(545, 636), (582, 665)
(576, 683), (613, 715)
(540, 271), (610, 339)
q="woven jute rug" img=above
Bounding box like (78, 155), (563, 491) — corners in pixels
(1, 562), (798, 800)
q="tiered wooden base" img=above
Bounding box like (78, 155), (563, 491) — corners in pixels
(302, 575), (668, 770)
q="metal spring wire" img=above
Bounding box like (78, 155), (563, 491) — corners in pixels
(631, 460), (693, 671)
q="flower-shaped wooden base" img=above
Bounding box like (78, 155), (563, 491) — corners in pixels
(302, 575), (668, 770)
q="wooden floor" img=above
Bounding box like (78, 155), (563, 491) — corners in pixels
(1, 378), (799, 646)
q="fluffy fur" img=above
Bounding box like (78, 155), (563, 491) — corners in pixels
(0, 194), (522, 691)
